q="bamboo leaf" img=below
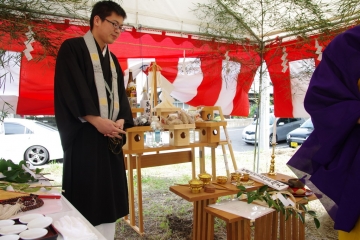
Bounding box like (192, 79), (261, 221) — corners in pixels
(258, 185), (268, 194)
(314, 218), (321, 229)
(307, 210), (317, 217)
(299, 204), (307, 212)
(298, 212), (305, 224)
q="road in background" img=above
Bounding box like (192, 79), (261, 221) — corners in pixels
(218, 127), (288, 153)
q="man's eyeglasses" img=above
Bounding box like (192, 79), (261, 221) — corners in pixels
(105, 19), (125, 32)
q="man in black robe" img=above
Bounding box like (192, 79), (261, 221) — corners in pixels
(54, 1), (133, 239)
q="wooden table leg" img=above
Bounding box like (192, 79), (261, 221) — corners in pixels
(211, 147), (216, 178)
(126, 154), (135, 226)
(193, 199), (216, 240)
(191, 147), (196, 179)
(199, 146), (205, 173)
(136, 154), (144, 234)
(299, 212), (305, 240)
(124, 153), (144, 235)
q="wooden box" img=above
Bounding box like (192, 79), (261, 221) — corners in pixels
(195, 121), (226, 143)
(125, 126), (151, 150)
(131, 108), (144, 118)
(154, 107), (181, 119)
(163, 124), (195, 146)
(200, 106), (220, 121)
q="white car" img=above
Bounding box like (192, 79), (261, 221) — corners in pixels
(0, 118), (63, 165)
(242, 115), (306, 144)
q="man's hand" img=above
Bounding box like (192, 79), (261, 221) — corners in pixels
(83, 115), (125, 137)
(115, 119), (125, 130)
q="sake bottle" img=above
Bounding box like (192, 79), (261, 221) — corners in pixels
(140, 87), (151, 116)
(126, 69), (137, 108)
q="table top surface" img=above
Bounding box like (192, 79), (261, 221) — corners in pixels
(170, 173), (317, 203)
(123, 142), (218, 154)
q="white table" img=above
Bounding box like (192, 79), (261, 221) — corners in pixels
(11, 195), (106, 240)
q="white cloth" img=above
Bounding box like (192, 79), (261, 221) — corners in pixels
(53, 216), (98, 240)
(95, 222), (115, 240)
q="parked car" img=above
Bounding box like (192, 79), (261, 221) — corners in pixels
(0, 118), (63, 165)
(286, 118), (313, 148)
(242, 115), (306, 145)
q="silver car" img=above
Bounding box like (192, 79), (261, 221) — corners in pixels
(242, 115), (306, 144)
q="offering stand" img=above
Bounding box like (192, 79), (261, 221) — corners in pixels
(169, 173), (316, 240)
(122, 140), (221, 235)
(122, 107), (230, 235)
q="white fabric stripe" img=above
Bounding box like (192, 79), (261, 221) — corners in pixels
(0, 51), (21, 113)
(83, 31), (119, 121)
(289, 59), (314, 118)
(214, 60), (240, 115)
(171, 58), (203, 102)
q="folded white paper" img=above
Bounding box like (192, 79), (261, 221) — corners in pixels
(53, 216), (98, 240)
(208, 200), (274, 220)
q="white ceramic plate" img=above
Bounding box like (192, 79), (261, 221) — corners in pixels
(19, 213), (44, 224)
(0, 235), (20, 240)
(0, 224), (27, 235)
(0, 220), (15, 228)
(27, 217), (52, 229)
(19, 228), (48, 239)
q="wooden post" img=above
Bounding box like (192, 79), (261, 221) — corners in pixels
(149, 62), (162, 109)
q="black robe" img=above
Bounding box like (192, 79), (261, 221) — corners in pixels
(54, 37), (133, 226)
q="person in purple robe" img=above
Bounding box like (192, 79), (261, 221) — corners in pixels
(287, 25), (360, 238)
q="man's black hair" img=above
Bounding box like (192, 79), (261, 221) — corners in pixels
(90, 1), (127, 30)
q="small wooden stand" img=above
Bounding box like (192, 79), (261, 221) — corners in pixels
(196, 121), (226, 143)
(131, 108), (144, 118)
(163, 124), (195, 146)
(125, 126), (151, 150)
(154, 107), (181, 119)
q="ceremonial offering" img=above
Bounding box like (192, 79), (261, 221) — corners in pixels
(236, 179), (255, 187)
(188, 179), (203, 193)
(204, 184), (216, 193)
(230, 172), (241, 182)
(240, 173), (250, 182)
(216, 176), (228, 184)
(198, 173), (212, 185)
(0, 190), (44, 220)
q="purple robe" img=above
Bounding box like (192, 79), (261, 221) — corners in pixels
(287, 25), (360, 232)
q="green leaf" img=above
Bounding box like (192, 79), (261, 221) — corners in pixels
(299, 204), (307, 212)
(307, 210), (317, 217)
(279, 203), (285, 215)
(0, 159), (8, 172)
(258, 185), (268, 193)
(22, 187), (40, 192)
(314, 218), (321, 229)
(35, 168), (43, 174)
(298, 212), (305, 223)
(285, 209), (290, 221)
(237, 185), (246, 191)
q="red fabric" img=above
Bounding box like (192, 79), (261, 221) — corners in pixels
(18, 55), (56, 115)
(187, 57), (223, 107)
(0, 20), (345, 116)
(264, 35), (333, 117)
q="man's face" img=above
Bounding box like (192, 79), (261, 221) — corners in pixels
(94, 12), (124, 46)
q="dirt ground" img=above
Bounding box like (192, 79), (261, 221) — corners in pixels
(114, 147), (339, 240)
